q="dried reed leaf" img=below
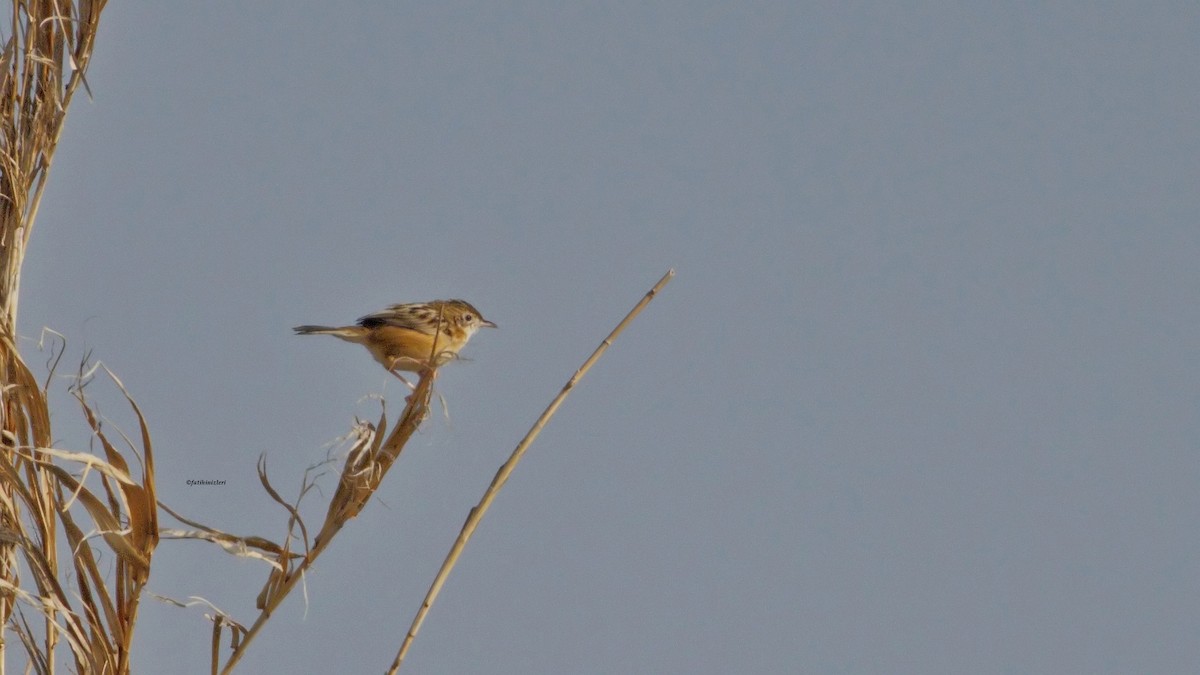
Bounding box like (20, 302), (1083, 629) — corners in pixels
(22, 446), (137, 485)
(74, 386), (133, 476)
(12, 606), (51, 673)
(256, 457), (306, 539)
(0, 572), (90, 663)
(158, 529), (287, 569)
(38, 463), (149, 574)
(104, 365), (158, 540)
(58, 510), (119, 649)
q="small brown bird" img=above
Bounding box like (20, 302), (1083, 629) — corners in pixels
(294, 299), (496, 375)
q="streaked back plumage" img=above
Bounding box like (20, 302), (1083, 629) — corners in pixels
(357, 300), (490, 337)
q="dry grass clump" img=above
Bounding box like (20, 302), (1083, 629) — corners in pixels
(0, 347), (158, 674)
(0, 0), (105, 329)
(0, 2), (119, 672)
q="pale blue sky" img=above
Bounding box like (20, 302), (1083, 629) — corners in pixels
(17, 2), (1200, 673)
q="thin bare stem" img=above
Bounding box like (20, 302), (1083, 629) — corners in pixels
(387, 268), (675, 673)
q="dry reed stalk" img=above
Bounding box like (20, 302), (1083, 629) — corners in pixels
(0, 0), (106, 330)
(387, 268), (675, 673)
(0, 2), (116, 672)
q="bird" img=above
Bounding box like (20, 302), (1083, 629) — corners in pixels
(294, 299), (496, 378)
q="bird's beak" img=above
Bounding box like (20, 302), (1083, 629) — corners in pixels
(481, 318), (498, 329)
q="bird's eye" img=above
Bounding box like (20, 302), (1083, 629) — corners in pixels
(464, 314), (475, 323)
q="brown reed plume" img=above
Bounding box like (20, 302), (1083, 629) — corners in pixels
(205, 368), (439, 674)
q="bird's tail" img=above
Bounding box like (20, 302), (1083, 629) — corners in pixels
(293, 325), (365, 341)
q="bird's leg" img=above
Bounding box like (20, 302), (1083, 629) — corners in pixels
(389, 369), (417, 391)
(384, 354), (419, 391)
(400, 367), (438, 406)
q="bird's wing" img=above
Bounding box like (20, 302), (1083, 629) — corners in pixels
(356, 303), (441, 334)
